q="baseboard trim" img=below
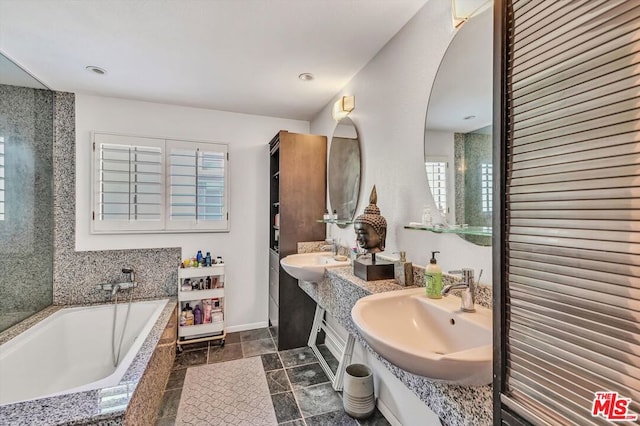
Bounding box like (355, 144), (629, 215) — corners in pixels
(377, 399), (402, 426)
(225, 321), (269, 333)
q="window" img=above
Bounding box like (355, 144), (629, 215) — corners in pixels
(92, 133), (229, 233)
(0, 136), (4, 221)
(166, 140), (228, 231)
(481, 163), (492, 213)
(425, 157), (448, 216)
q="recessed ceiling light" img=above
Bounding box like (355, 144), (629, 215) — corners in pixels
(463, 115), (476, 120)
(298, 73), (314, 82)
(86, 65), (106, 75)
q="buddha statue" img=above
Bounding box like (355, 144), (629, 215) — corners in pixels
(354, 186), (387, 254)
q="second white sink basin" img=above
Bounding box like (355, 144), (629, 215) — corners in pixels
(351, 287), (492, 386)
(280, 252), (350, 282)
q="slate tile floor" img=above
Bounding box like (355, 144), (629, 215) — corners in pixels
(156, 327), (390, 425)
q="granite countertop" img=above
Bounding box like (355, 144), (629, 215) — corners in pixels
(298, 266), (492, 426)
(0, 297), (177, 426)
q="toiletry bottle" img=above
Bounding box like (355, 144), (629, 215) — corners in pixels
(203, 299), (212, 323)
(196, 250), (203, 265)
(422, 206), (432, 227)
(181, 278), (192, 292)
(394, 251), (414, 287)
(194, 304), (202, 325)
(199, 278), (204, 290)
(191, 278), (198, 290)
(332, 209), (338, 221)
(323, 209), (330, 221)
(179, 311), (187, 326)
(205, 276), (212, 289)
(184, 303), (194, 326)
(205, 251), (212, 267)
(426, 251), (442, 298)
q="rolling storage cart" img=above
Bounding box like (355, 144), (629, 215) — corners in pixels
(177, 264), (226, 351)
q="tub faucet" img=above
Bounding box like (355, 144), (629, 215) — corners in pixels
(442, 268), (475, 312)
(97, 267), (137, 298)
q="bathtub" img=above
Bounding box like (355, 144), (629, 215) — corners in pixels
(0, 298), (169, 407)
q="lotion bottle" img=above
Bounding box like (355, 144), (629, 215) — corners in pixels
(194, 304), (202, 325)
(425, 251), (442, 298)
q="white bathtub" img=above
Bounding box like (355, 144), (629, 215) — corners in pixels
(0, 298), (169, 406)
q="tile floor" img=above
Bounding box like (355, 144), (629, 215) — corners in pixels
(156, 327), (390, 425)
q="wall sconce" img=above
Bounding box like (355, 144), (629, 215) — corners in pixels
(332, 95), (355, 121)
(452, 0), (491, 28)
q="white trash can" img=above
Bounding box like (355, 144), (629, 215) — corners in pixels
(343, 363), (375, 419)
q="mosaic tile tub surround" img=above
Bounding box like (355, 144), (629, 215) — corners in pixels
(0, 299), (177, 425)
(52, 92), (180, 305)
(0, 93), (181, 424)
(298, 266), (493, 426)
(0, 85), (54, 331)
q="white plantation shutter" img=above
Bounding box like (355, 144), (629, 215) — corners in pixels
(166, 140), (228, 231)
(92, 133), (229, 233)
(93, 133), (164, 232)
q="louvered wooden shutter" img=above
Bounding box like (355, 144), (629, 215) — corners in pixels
(166, 139), (228, 231)
(500, 0), (640, 424)
(93, 133), (164, 232)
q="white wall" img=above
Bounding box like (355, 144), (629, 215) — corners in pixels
(75, 94), (309, 330)
(311, 0), (492, 285)
(312, 0), (493, 422)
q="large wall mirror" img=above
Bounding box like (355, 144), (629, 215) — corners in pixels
(424, 4), (492, 246)
(328, 116), (361, 228)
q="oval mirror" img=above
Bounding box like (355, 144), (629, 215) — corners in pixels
(328, 116), (361, 228)
(424, 5), (493, 246)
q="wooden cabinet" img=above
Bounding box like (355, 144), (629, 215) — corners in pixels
(269, 131), (327, 350)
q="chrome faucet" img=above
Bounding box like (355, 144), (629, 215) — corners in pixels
(98, 268), (137, 298)
(442, 268), (476, 312)
(321, 239), (340, 256)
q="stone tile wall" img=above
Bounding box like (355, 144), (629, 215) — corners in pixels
(52, 92), (181, 305)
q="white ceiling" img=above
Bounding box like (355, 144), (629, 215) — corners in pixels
(0, 0), (428, 120)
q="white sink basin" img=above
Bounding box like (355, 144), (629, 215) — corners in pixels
(280, 252), (350, 282)
(351, 287), (492, 385)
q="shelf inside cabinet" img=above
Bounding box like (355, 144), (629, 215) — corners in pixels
(404, 224), (492, 237)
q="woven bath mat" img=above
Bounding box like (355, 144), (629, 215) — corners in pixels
(175, 357), (277, 425)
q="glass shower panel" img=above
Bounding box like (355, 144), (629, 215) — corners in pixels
(0, 53), (53, 332)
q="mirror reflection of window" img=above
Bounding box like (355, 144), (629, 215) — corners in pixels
(481, 163), (492, 213)
(0, 136), (4, 221)
(425, 157), (448, 217)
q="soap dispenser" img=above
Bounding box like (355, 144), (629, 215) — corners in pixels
(426, 251), (442, 298)
(394, 251), (414, 287)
